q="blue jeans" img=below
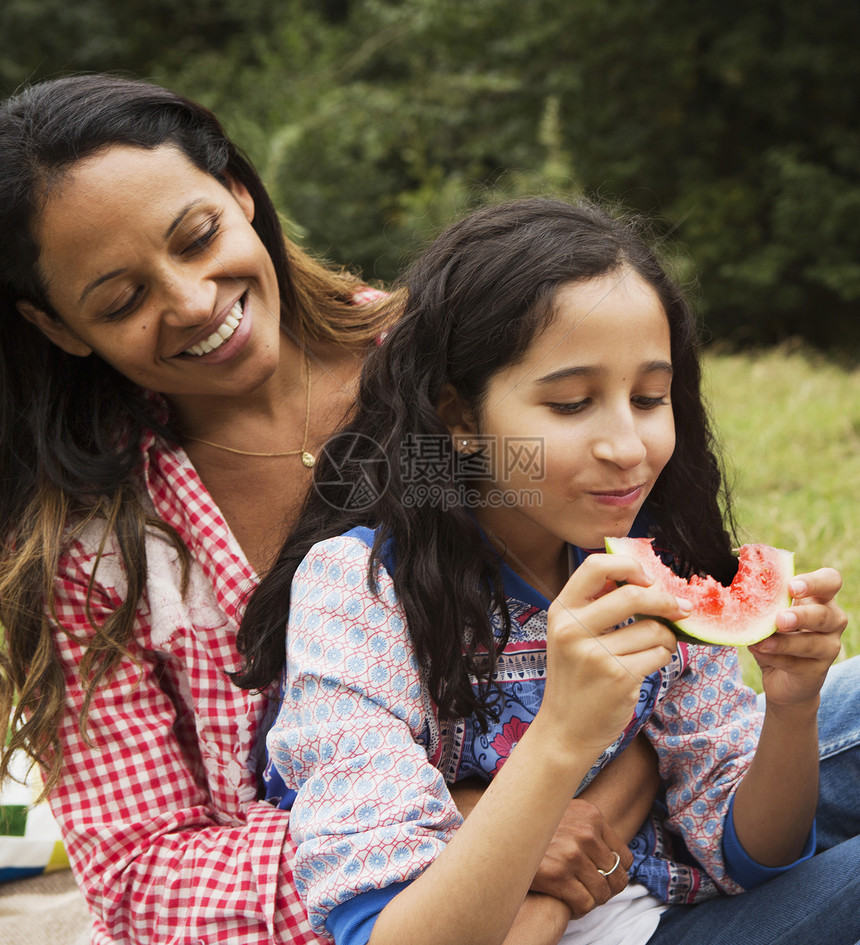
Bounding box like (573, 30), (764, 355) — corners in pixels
(813, 656), (860, 851)
(648, 656), (860, 945)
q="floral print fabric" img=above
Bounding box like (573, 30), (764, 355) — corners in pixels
(268, 531), (760, 936)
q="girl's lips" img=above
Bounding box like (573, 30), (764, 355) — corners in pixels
(588, 484), (645, 507)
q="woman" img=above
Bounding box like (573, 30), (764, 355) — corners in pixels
(0, 72), (389, 944)
(0, 76), (660, 945)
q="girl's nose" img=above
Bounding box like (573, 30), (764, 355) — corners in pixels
(592, 417), (648, 468)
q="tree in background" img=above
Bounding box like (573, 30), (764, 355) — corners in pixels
(2, 0), (858, 350)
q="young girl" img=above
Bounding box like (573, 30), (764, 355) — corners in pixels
(239, 198), (857, 945)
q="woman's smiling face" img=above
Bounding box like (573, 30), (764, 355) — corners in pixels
(468, 268), (676, 588)
(20, 144), (284, 405)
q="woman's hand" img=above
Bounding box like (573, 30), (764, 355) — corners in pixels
(749, 568), (847, 710)
(528, 798), (633, 918)
(452, 734), (657, 920)
(451, 784), (633, 919)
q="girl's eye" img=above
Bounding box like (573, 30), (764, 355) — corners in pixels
(548, 400), (589, 415)
(103, 286), (144, 321)
(633, 396), (669, 409)
(182, 217), (221, 256)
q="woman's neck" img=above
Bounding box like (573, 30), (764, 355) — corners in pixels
(168, 331), (308, 444)
(167, 333), (366, 576)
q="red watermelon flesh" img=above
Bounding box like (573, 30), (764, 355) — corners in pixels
(604, 537), (795, 646)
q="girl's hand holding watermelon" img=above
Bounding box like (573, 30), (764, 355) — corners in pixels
(751, 567), (847, 709)
(540, 554), (685, 760)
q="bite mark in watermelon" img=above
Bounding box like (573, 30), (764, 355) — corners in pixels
(604, 537), (795, 646)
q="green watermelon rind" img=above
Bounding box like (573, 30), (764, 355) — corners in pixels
(604, 537), (795, 647)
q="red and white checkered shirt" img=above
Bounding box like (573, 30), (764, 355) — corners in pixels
(47, 420), (326, 944)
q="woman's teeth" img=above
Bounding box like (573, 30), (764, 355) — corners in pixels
(184, 299), (244, 356)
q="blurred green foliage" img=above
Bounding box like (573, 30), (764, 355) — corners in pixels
(2, 0), (858, 352)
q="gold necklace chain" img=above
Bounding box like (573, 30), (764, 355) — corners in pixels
(183, 350), (316, 466)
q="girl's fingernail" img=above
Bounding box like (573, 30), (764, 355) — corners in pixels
(676, 597), (692, 613)
(789, 579), (807, 598)
(778, 611), (798, 631)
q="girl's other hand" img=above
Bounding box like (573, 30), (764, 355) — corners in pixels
(541, 554), (684, 759)
(749, 567), (847, 709)
(529, 798), (633, 918)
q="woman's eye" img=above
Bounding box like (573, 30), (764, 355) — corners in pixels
(103, 286), (144, 321)
(182, 218), (221, 255)
(548, 400), (589, 415)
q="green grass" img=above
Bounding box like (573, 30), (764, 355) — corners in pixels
(702, 346), (860, 685)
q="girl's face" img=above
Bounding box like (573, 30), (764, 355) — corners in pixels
(462, 268), (676, 589)
(18, 144), (283, 406)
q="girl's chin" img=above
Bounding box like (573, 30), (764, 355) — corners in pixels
(577, 520), (640, 551)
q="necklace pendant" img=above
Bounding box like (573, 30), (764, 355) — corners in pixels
(301, 450), (316, 468)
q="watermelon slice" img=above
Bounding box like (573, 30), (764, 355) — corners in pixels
(604, 537), (795, 646)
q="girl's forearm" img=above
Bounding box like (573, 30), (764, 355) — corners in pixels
(451, 732), (658, 842)
(577, 732), (659, 842)
(369, 720), (595, 945)
(501, 893), (571, 945)
(731, 698), (820, 866)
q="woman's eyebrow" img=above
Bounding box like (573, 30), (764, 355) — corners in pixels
(79, 267), (127, 303)
(78, 201), (205, 303)
(163, 200), (204, 239)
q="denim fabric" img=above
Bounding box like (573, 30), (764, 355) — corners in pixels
(758, 655), (860, 851)
(649, 835), (860, 944)
(814, 656), (860, 851)
(647, 657), (860, 945)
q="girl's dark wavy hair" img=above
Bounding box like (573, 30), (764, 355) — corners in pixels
(0, 73), (385, 797)
(236, 196), (737, 725)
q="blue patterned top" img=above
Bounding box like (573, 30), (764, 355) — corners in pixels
(266, 528), (811, 941)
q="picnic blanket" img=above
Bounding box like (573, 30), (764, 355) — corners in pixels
(0, 869), (91, 943)
(0, 744), (91, 942)
(0, 746), (69, 884)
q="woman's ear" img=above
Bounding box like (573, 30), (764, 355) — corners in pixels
(224, 174), (255, 223)
(436, 383), (478, 451)
(16, 301), (93, 357)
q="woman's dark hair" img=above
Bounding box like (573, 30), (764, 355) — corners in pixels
(236, 196), (737, 725)
(0, 73), (385, 795)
